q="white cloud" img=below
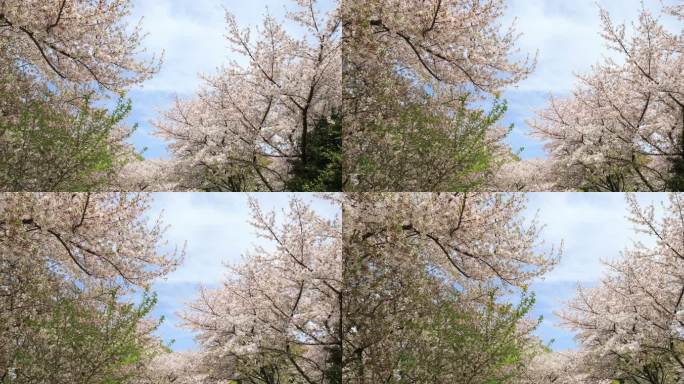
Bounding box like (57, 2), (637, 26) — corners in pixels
(528, 193), (628, 283)
(130, 0), (233, 95)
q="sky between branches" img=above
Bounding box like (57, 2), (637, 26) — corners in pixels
(118, 0), (678, 160)
(142, 192), (666, 352)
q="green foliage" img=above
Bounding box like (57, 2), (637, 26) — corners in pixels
(392, 288), (539, 384)
(197, 163), (264, 192)
(286, 114), (342, 192)
(345, 231), (543, 384)
(3, 283), (160, 384)
(322, 345), (343, 384)
(666, 138), (684, 191)
(0, 86), (135, 191)
(350, 95), (510, 191)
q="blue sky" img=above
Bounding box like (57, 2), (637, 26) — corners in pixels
(119, 0), (681, 160)
(140, 192), (669, 352)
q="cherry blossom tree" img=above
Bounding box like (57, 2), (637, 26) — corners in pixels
(152, 0), (341, 192)
(344, 193), (559, 288)
(134, 352), (208, 384)
(343, 192), (560, 382)
(515, 351), (600, 384)
(0, 193), (182, 383)
(343, 0), (535, 190)
(530, 3), (684, 191)
(0, 0), (160, 191)
(559, 194), (684, 383)
(182, 196), (342, 383)
(0, 193), (182, 289)
(0, 0), (160, 93)
(342, 0), (533, 95)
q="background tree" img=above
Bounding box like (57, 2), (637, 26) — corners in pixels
(286, 114), (342, 192)
(133, 352), (208, 384)
(343, 193), (560, 382)
(181, 196), (342, 383)
(151, 0), (341, 192)
(491, 159), (558, 192)
(528, 3), (684, 191)
(342, 0), (535, 191)
(515, 351), (594, 384)
(113, 160), (179, 192)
